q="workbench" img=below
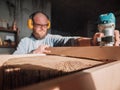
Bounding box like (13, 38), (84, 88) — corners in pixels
(0, 46), (120, 90)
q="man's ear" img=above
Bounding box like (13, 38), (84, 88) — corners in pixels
(27, 18), (33, 30)
(47, 20), (51, 29)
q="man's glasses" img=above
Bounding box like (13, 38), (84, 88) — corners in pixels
(33, 23), (48, 29)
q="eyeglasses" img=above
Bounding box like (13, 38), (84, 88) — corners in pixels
(33, 23), (48, 29)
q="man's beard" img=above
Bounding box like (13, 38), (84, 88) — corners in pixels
(33, 31), (48, 40)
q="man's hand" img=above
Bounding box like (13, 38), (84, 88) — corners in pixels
(32, 45), (51, 54)
(114, 30), (120, 46)
(92, 30), (120, 46)
(92, 32), (104, 46)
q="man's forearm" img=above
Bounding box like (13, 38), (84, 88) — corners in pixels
(74, 38), (93, 46)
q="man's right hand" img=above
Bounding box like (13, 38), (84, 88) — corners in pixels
(32, 45), (51, 54)
(92, 30), (120, 46)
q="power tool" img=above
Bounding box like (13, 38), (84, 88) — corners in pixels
(97, 13), (115, 46)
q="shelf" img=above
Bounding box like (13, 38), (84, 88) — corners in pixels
(0, 28), (18, 49)
(0, 45), (16, 48)
(0, 29), (17, 33)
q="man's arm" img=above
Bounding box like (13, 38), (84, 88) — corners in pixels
(74, 30), (120, 46)
(74, 37), (92, 46)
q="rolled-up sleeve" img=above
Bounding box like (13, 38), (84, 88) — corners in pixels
(51, 35), (78, 46)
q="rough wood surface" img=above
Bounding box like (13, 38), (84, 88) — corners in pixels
(47, 46), (120, 61)
(0, 54), (45, 67)
(1, 55), (103, 89)
(17, 60), (120, 90)
(3, 56), (103, 72)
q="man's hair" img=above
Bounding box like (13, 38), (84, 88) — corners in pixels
(29, 11), (49, 22)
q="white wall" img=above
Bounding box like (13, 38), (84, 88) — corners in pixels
(0, 0), (51, 54)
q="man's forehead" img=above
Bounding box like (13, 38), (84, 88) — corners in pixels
(33, 13), (48, 24)
(34, 13), (47, 19)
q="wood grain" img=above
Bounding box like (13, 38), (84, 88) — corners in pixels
(47, 46), (120, 61)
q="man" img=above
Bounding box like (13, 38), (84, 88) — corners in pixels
(13, 12), (120, 54)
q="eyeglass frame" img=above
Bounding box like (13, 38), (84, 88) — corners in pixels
(33, 22), (49, 29)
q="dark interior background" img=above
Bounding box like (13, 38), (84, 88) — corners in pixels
(51, 0), (120, 37)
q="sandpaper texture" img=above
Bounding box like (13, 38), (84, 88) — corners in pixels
(1, 55), (102, 89)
